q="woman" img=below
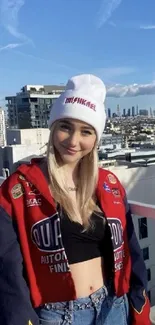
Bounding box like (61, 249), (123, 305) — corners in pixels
(0, 74), (150, 325)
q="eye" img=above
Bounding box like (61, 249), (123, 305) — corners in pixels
(59, 123), (71, 131)
(81, 130), (93, 136)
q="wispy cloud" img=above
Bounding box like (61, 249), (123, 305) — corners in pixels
(107, 82), (155, 97)
(95, 66), (135, 79)
(12, 49), (78, 72)
(97, 0), (122, 28)
(0, 0), (33, 45)
(140, 25), (155, 30)
(108, 21), (117, 27)
(0, 43), (21, 52)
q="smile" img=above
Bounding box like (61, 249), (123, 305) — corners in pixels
(62, 146), (79, 154)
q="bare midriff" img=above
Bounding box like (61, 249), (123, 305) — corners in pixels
(70, 257), (105, 298)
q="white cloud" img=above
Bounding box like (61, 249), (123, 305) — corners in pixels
(0, 0), (33, 45)
(107, 83), (155, 97)
(140, 25), (155, 30)
(0, 43), (21, 52)
(97, 0), (122, 28)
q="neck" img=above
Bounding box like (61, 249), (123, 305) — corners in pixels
(63, 162), (79, 184)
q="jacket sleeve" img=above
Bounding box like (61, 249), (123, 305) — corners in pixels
(121, 188), (151, 325)
(0, 180), (39, 325)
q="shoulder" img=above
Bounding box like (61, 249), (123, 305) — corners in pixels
(98, 168), (119, 184)
(0, 163), (32, 203)
(98, 168), (125, 194)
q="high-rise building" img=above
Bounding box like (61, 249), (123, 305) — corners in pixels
(139, 109), (148, 116)
(123, 108), (126, 117)
(136, 105), (139, 116)
(132, 106), (135, 117)
(107, 108), (111, 118)
(127, 108), (131, 117)
(117, 104), (120, 117)
(150, 107), (153, 117)
(5, 84), (65, 129)
(0, 108), (6, 147)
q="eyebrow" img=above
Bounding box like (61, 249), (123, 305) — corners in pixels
(59, 120), (94, 130)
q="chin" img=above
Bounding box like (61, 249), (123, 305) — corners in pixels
(61, 154), (81, 164)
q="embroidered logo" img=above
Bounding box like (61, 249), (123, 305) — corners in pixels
(103, 182), (111, 193)
(27, 198), (42, 207)
(112, 188), (121, 197)
(28, 321), (33, 325)
(19, 175), (26, 181)
(64, 96), (96, 111)
(107, 218), (125, 272)
(11, 183), (24, 199)
(31, 213), (70, 273)
(107, 174), (117, 184)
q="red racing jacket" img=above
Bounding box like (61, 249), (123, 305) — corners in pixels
(0, 158), (150, 325)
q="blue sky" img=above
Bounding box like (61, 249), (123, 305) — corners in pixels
(1, 0), (155, 113)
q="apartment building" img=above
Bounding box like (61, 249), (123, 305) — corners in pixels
(5, 84), (65, 129)
(0, 108), (6, 147)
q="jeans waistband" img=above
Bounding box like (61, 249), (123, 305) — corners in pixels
(43, 285), (109, 311)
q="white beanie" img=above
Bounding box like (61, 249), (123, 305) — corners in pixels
(48, 74), (107, 141)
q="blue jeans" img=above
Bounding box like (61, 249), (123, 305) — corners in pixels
(36, 285), (130, 325)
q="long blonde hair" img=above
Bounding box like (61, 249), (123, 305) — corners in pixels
(47, 121), (101, 228)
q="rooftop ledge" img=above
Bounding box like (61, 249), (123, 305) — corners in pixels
(129, 200), (155, 219)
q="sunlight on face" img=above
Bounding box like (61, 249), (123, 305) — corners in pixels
(52, 118), (97, 166)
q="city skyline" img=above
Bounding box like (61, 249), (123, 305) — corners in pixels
(1, 0), (155, 110)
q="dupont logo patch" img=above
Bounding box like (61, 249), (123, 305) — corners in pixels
(31, 213), (63, 252)
(108, 218), (124, 251)
(31, 213), (70, 273)
(107, 218), (125, 272)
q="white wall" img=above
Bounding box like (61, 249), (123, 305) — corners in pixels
(7, 128), (50, 146)
(108, 164), (155, 305)
(0, 109), (6, 147)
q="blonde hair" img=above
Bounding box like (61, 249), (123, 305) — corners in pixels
(47, 121), (101, 228)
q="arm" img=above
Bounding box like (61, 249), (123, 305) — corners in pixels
(0, 182), (39, 325)
(123, 193), (151, 325)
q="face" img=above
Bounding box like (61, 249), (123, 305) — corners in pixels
(52, 118), (97, 166)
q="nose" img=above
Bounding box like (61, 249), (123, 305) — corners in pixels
(68, 131), (79, 147)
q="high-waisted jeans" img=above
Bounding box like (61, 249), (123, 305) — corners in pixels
(35, 285), (130, 325)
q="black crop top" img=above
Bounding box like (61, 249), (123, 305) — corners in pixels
(58, 206), (108, 264)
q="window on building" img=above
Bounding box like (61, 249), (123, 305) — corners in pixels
(22, 98), (29, 103)
(142, 247), (149, 261)
(138, 217), (148, 239)
(45, 99), (50, 105)
(30, 98), (37, 102)
(147, 269), (151, 281)
(39, 98), (44, 104)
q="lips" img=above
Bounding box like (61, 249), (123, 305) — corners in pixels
(62, 146), (78, 154)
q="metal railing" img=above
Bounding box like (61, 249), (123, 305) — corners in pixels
(129, 200), (155, 219)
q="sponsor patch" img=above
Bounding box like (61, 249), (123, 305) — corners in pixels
(103, 182), (111, 193)
(28, 321), (33, 325)
(11, 184), (24, 199)
(112, 188), (121, 197)
(31, 213), (70, 273)
(19, 174), (25, 181)
(107, 218), (125, 272)
(107, 173), (117, 184)
(27, 198), (42, 207)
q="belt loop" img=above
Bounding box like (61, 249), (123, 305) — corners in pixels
(68, 300), (73, 311)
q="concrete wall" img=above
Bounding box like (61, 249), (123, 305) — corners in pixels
(108, 164), (155, 306)
(7, 128), (50, 146)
